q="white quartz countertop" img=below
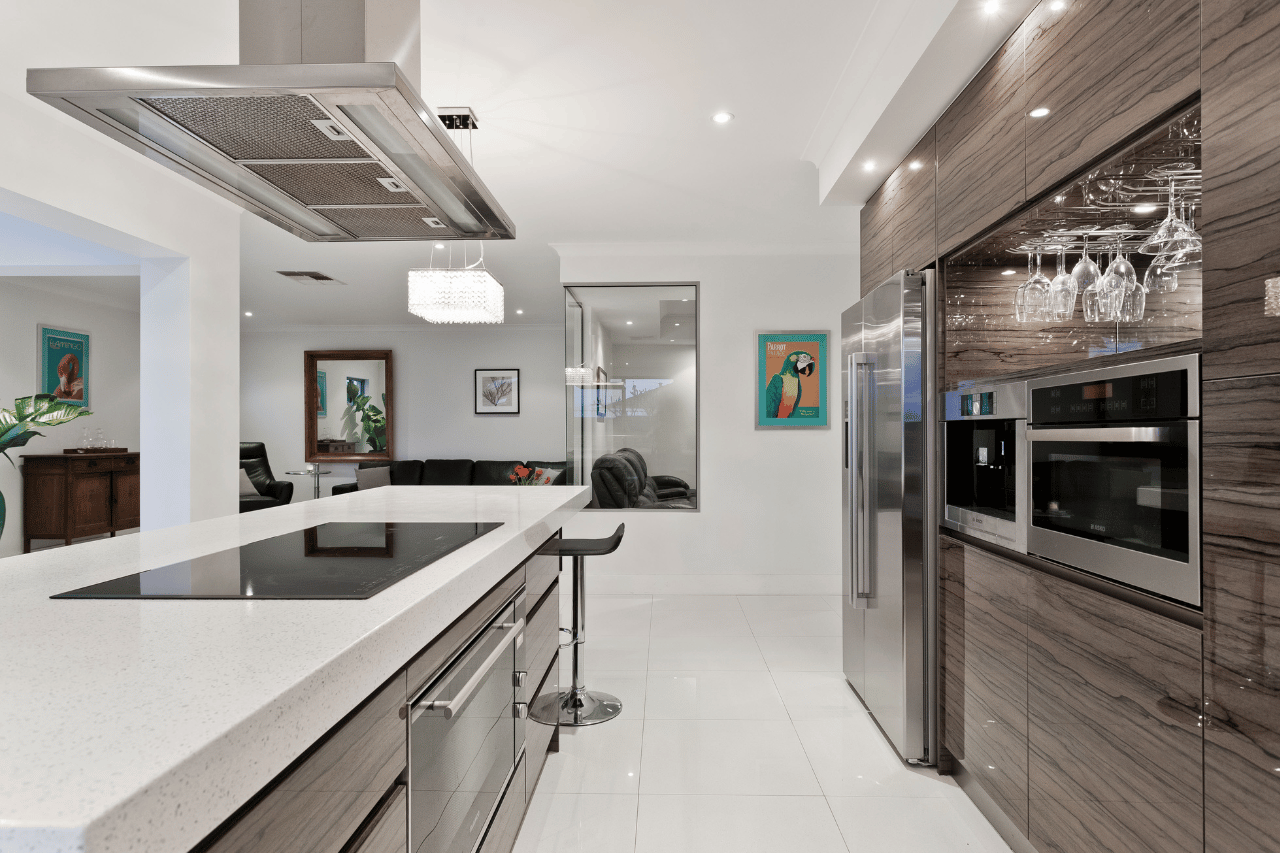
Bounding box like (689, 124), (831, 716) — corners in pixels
(0, 485), (589, 853)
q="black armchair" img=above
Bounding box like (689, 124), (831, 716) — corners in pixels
(592, 450), (694, 509)
(239, 442), (294, 513)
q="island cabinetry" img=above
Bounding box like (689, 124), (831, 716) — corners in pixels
(344, 785), (407, 853)
(935, 29), (1025, 257)
(525, 575), (561, 800)
(1201, 0), (1280, 381)
(1022, 0), (1200, 199)
(860, 180), (895, 296)
(21, 453), (140, 552)
(938, 535), (1031, 834)
(195, 671), (407, 853)
(1201, 375), (1280, 853)
(1026, 570), (1204, 853)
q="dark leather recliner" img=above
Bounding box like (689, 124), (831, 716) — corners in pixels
(239, 442), (294, 513)
(592, 449), (694, 509)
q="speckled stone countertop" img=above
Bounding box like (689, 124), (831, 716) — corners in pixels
(0, 485), (589, 853)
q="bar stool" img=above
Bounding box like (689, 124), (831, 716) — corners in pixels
(530, 523), (625, 727)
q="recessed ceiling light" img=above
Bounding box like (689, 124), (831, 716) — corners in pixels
(434, 242), (446, 249)
(626, 320), (633, 325)
(670, 339), (675, 342)
(1133, 203), (1158, 214)
(1002, 270), (1017, 276)
(1050, 0), (1065, 9)
(515, 309), (523, 314)
(244, 311), (253, 316)
(863, 160), (875, 172)
(1029, 107), (1050, 118)
(712, 112), (734, 124)
(909, 161), (923, 170)
(682, 298), (689, 301)
(674, 323), (680, 326)
(984, 0), (999, 13)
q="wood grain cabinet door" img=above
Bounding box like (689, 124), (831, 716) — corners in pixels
(936, 28), (1025, 257)
(1027, 572), (1203, 853)
(112, 468), (141, 530)
(67, 471), (113, 538)
(1201, 376), (1280, 853)
(861, 180), (896, 297)
(891, 129), (936, 274)
(1022, 0), (1200, 200)
(938, 536), (1031, 834)
(1201, 0), (1280, 381)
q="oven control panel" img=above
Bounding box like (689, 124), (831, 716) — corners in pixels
(1031, 368), (1188, 424)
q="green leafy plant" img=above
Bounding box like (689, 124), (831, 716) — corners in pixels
(340, 382), (387, 454)
(0, 394), (93, 540)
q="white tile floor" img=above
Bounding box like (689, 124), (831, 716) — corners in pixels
(514, 594), (1013, 853)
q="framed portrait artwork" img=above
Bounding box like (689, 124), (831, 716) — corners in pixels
(38, 325), (90, 408)
(755, 331), (829, 429)
(316, 370), (328, 418)
(475, 369), (520, 414)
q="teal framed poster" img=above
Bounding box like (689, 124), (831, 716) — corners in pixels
(38, 325), (90, 408)
(756, 330), (829, 429)
(316, 370), (328, 418)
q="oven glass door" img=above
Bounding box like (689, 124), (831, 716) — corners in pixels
(411, 594), (526, 853)
(1027, 421), (1199, 604)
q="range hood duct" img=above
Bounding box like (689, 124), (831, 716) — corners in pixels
(26, 0), (515, 242)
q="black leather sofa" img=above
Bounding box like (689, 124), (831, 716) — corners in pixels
(331, 458), (569, 495)
(591, 447), (695, 509)
(239, 442), (294, 513)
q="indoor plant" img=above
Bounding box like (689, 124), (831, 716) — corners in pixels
(0, 394), (93, 540)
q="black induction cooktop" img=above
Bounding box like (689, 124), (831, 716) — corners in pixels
(52, 521), (503, 600)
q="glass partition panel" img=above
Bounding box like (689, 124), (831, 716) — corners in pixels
(565, 284), (697, 510)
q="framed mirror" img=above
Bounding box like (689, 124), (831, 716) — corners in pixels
(304, 350), (394, 463)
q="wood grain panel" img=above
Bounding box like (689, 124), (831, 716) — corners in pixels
(938, 535), (966, 756)
(1023, 0), (1200, 198)
(1201, 375), (1280, 853)
(525, 652), (557, 804)
(525, 538), (559, 610)
(943, 264), (1201, 389)
(861, 181), (894, 297)
(938, 535), (1030, 834)
(200, 673), (407, 853)
(1201, 0), (1280, 380)
(525, 581), (559, 693)
(348, 785), (407, 853)
(1027, 571), (1203, 853)
(892, 129), (937, 273)
(936, 29), (1025, 257)
(408, 565), (523, 696)
(479, 757), (525, 853)
(113, 469), (141, 529)
(68, 472), (113, 537)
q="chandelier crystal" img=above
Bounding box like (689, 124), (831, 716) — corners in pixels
(407, 244), (504, 324)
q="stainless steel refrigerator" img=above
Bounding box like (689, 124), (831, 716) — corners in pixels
(841, 269), (938, 764)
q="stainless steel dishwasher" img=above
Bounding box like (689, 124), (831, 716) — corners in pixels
(409, 588), (527, 853)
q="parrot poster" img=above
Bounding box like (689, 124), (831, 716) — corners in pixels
(756, 332), (829, 428)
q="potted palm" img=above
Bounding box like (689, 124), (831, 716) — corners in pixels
(0, 394), (93, 541)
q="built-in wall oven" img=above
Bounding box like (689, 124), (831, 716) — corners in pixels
(942, 380), (1028, 553)
(409, 587), (527, 853)
(1026, 354), (1200, 606)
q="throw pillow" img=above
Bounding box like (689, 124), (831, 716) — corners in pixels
(238, 468), (261, 497)
(512, 465), (561, 486)
(355, 465), (392, 490)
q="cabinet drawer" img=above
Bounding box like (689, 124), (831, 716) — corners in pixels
(111, 455), (139, 471)
(524, 580), (559, 691)
(479, 757), (526, 853)
(69, 458), (109, 473)
(197, 673), (407, 853)
(525, 536), (559, 608)
(408, 565), (523, 696)
(347, 785), (406, 853)
(525, 652), (558, 804)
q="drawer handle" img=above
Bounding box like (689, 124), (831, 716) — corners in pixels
(414, 618), (525, 720)
(513, 702), (529, 719)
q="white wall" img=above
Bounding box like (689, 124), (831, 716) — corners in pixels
(557, 247), (857, 595)
(0, 1), (243, 531)
(0, 280), (141, 556)
(241, 325), (567, 499)
(609, 344), (697, 486)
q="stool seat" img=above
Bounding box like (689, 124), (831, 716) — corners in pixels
(529, 523), (626, 727)
(555, 524), (625, 557)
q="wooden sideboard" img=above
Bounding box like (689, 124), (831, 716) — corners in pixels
(20, 453), (140, 553)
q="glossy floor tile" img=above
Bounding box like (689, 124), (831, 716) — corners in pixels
(634, 795), (848, 853)
(516, 595), (1011, 853)
(644, 670), (788, 720)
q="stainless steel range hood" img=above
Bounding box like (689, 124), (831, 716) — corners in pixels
(26, 2), (515, 242)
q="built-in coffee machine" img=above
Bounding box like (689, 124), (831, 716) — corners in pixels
(942, 380), (1028, 553)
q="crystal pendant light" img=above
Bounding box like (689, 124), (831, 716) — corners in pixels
(408, 243), (504, 324)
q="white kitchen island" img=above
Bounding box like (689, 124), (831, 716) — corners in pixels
(0, 485), (589, 853)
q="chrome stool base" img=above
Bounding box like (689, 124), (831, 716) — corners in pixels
(530, 688), (622, 727)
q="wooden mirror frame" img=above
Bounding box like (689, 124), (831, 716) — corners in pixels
(304, 350), (395, 464)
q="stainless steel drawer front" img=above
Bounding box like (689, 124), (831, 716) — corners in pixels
(409, 590), (526, 853)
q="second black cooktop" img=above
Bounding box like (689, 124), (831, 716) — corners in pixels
(53, 521), (503, 600)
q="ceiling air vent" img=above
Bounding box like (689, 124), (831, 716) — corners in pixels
(277, 271), (347, 285)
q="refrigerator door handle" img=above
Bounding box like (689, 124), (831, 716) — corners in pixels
(850, 352), (875, 608)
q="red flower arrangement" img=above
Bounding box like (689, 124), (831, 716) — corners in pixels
(512, 465), (551, 486)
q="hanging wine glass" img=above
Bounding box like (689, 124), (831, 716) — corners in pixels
(1014, 252), (1034, 322)
(1120, 275), (1147, 322)
(1141, 179), (1201, 255)
(1047, 247), (1077, 321)
(1144, 252), (1179, 293)
(1072, 235), (1101, 295)
(1026, 251), (1051, 321)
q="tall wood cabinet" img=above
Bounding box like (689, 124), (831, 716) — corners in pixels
(21, 453), (140, 553)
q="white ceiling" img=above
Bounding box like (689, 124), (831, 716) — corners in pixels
(569, 284), (696, 344)
(240, 0), (1015, 328)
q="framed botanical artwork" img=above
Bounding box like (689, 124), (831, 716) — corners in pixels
(38, 325), (90, 408)
(475, 369), (520, 414)
(755, 331), (829, 429)
(316, 370), (328, 418)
